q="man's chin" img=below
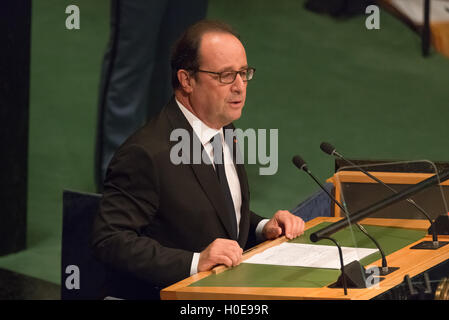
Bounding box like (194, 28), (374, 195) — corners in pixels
(229, 108), (243, 122)
(219, 113), (242, 128)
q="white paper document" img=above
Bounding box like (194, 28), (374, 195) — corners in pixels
(243, 243), (378, 269)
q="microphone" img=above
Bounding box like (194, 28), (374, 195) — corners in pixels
(320, 142), (342, 158)
(292, 155), (346, 214)
(320, 142), (440, 246)
(292, 155), (391, 274)
(292, 156), (330, 196)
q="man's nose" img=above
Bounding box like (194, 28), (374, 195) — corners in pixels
(231, 73), (245, 93)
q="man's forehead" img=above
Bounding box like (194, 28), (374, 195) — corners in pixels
(200, 31), (240, 44)
(198, 31), (247, 69)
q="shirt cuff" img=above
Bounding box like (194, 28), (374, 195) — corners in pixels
(190, 252), (201, 276)
(191, 219), (269, 275)
(255, 219), (270, 242)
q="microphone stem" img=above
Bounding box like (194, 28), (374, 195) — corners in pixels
(321, 236), (348, 295)
(356, 224), (388, 271)
(305, 168), (388, 270)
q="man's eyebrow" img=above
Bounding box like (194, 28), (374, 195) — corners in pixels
(219, 65), (249, 72)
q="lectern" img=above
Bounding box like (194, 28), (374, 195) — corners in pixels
(162, 162), (449, 299)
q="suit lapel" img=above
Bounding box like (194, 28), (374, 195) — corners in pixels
(165, 98), (239, 240)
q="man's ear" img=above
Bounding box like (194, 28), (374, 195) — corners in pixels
(177, 69), (194, 93)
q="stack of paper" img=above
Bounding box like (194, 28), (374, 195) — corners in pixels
(243, 243), (378, 269)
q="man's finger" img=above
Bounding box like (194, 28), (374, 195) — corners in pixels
(230, 247), (243, 266)
(287, 219), (296, 239)
(282, 215), (294, 239)
(293, 218), (302, 238)
(216, 255), (233, 268)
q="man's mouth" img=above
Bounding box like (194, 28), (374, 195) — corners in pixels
(229, 100), (243, 107)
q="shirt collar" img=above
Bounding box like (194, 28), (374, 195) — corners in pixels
(175, 98), (223, 145)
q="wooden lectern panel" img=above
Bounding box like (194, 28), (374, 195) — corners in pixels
(326, 171), (449, 218)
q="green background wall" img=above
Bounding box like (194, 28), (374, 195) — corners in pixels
(1, 0), (447, 285)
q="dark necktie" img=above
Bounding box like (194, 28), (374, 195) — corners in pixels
(211, 133), (238, 240)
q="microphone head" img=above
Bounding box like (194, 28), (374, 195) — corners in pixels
(320, 142), (336, 156)
(292, 155), (308, 171)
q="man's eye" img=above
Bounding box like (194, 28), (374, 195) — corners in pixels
(221, 72), (234, 79)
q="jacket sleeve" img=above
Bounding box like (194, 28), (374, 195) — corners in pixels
(245, 210), (265, 249)
(91, 144), (193, 287)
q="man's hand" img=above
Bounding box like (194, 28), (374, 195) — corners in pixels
(198, 238), (243, 272)
(262, 210), (305, 240)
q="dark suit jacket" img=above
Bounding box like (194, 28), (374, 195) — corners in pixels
(91, 98), (263, 299)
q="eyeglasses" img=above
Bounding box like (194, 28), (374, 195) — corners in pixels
(195, 67), (256, 84)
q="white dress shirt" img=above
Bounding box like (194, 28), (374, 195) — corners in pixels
(175, 99), (268, 275)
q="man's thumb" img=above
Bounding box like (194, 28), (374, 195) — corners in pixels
(271, 227), (282, 238)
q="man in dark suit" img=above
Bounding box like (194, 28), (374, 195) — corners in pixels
(91, 20), (305, 300)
